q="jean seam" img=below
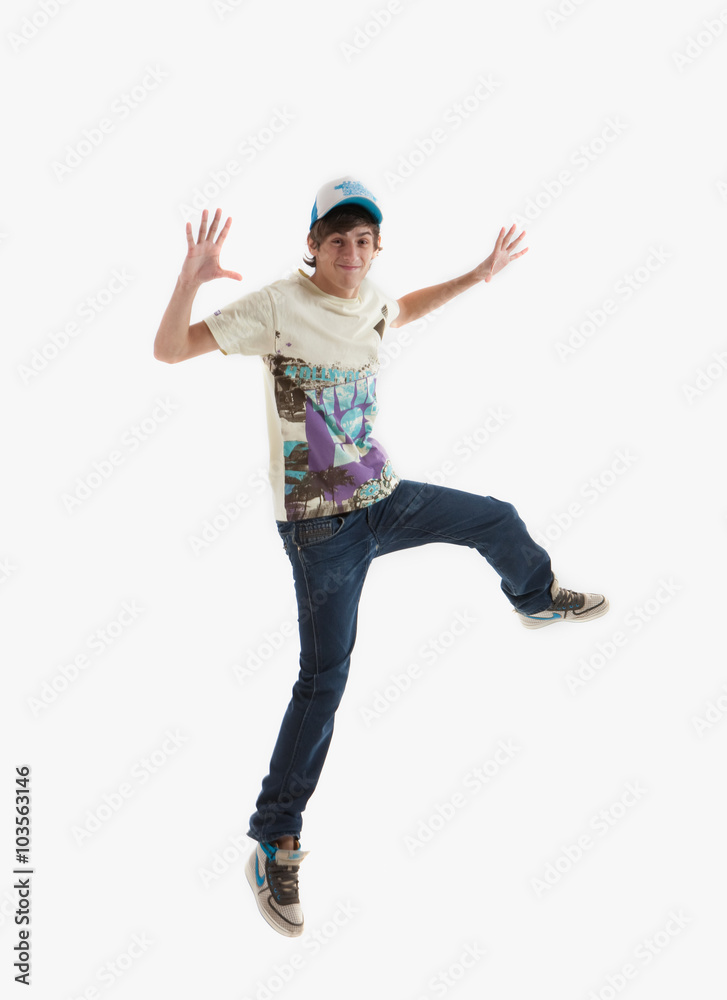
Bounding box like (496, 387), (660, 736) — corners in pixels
(388, 488), (514, 548)
(369, 479), (427, 549)
(278, 546), (319, 801)
(366, 506), (381, 548)
(390, 524), (480, 546)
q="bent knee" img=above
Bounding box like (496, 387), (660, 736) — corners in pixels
(488, 496), (520, 521)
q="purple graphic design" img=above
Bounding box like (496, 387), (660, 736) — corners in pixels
(305, 377), (386, 503)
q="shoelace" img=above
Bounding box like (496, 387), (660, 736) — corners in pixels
(552, 586), (585, 611)
(268, 861), (300, 905)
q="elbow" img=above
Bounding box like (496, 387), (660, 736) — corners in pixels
(153, 341), (178, 364)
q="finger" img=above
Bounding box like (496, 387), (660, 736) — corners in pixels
(207, 207), (223, 239)
(495, 226), (505, 249)
(507, 231), (526, 249)
(221, 270), (243, 281)
(215, 216), (233, 245)
(511, 248), (529, 260)
(197, 208), (209, 243)
(185, 222), (195, 250)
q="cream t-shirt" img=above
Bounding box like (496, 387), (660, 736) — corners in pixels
(204, 269), (402, 522)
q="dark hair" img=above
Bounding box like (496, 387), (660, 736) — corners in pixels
(303, 204), (381, 269)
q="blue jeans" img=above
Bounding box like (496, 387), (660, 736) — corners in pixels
(247, 479), (553, 843)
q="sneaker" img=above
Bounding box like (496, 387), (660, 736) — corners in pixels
(515, 575), (609, 629)
(245, 838), (309, 937)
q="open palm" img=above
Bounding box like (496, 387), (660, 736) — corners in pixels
(475, 224), (528, 283)
(181, 207), (242, 285)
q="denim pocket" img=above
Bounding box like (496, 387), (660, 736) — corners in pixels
(293, 514), (348, 549)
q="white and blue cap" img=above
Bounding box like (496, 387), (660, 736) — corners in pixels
(310, 176), (383, 229)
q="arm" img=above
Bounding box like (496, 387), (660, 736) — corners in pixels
(153, 279), (219, 363)
(153, 208), (242, 364)
(390, 271), (480, 329)
(390, 224), (528, 328)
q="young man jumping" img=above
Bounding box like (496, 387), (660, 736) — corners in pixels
(153, 175), (609, 938)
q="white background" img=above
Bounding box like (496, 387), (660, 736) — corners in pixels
(3, 0), (727, 997)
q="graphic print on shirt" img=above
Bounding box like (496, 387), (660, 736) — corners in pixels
(267, 351), (400, 520)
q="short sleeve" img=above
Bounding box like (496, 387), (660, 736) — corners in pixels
(384, 294), (400, 326)
(202, 287), (275, 357)
(374, 283), (400, 330)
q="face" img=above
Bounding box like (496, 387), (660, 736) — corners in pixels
(307, 225), (380, 298)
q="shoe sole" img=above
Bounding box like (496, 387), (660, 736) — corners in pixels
(245, 853), (304, 938)
(517, 598), (610, 629)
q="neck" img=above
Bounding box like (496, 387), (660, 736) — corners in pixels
(308, 269), (361, 299)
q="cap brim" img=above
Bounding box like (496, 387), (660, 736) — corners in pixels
(313, 197), (382, 227)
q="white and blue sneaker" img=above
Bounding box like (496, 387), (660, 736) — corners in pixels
(515, 576), (609, 629)
(245, 839), (309, 937)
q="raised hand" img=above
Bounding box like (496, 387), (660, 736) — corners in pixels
(180, 207), (242, 286)
(474, 225), (529, 283)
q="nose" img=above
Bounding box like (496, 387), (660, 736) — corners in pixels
(338, 242), (360, 262)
